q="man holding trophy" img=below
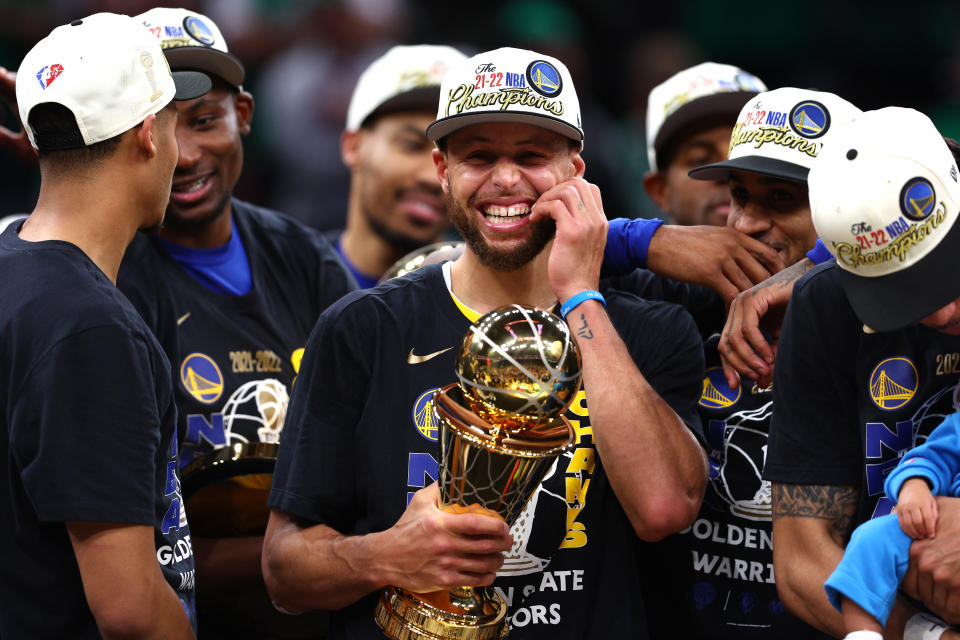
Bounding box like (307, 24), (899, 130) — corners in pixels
(262, 47), (709, 639)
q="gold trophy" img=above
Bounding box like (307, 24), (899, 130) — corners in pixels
(375, 304), (582, 640)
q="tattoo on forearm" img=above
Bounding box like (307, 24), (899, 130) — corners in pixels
(772, 483), (858, 540)
(575, 313), (593, 340)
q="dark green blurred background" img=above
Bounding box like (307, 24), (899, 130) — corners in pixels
(2, 0), (957, 227)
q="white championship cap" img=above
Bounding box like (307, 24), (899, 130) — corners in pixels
(426, 47), (583, 146)
(138, 7), (245, 88)
(17, 12), (210, 151)
(346, 44), (467, 132)
(809, 107), (960, 332)
(646, 62), (766, 172)
(690, 87), (861, 183)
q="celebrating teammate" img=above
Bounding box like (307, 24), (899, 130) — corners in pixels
(262, 46), (708, 638)
(0, 13), (209, 637)
(329, 45), (467, 287)
(644, 62), (766, 227)
(636, 87), (860, 639)
(113, 8), (357, 637)
(765, 107), (960, 638)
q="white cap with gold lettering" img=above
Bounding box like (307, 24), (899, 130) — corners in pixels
(426, 47), (583, 146)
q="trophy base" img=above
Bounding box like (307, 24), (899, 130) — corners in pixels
(374, 586), (508, 640)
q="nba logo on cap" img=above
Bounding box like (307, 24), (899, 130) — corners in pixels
(35, 64), (63, 90)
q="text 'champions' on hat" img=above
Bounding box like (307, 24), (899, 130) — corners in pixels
(17, 12), (210, 151)
(809, 107), (960, 332)
(137, 7), (245, 89)
(426, 47), (583, 147)
(689, 87), (861, 183)
(346, 45), (467, 132)
(646, 62), (766, 172)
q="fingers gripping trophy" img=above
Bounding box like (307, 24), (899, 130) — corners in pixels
(375, 304), (582, 639)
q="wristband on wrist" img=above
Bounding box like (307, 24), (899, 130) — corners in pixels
(905, 612), (949, 640)
(560, 290), (605, 319)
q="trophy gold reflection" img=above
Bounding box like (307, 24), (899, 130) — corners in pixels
(375, 304), (582, 640)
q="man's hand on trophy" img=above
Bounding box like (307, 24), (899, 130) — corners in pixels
(383, 483), (513, 593)
(530, 177), (607, 304)
(0, 67), (36, 166)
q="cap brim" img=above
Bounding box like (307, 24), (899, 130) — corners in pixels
(172, 70), (212, 101)
(362, 86), (442, 127)
(836, 209), (960, 332)
(165, 47), (245, 88)
(427, 112), (583, 144)
(653, 91), (758, 156)
(689, 156), (809, 183)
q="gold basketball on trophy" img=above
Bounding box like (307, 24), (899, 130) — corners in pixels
(375, 305), (581, 640)
(456, 305), (582, 433)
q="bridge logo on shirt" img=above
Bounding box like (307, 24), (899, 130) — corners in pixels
(900, 177), (936, 221)
(789, 100), (830, 139)
(180, 352), (224, 404)
(869, 357), (918, 411)
(699, 367), (741, 409)
(412, 387), (441, 442)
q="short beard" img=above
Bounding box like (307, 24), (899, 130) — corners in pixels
(161, 191), (231, 232)
(445, 192), (555, 271)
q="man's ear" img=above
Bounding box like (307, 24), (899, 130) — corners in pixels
(433, 147), (449, 194)
(570, 150), (585, 178)
(235, 90), (254, 135)
(643, 171), (670, 211)
(340, 130), (362, 169)
(136, 113), (158, 159)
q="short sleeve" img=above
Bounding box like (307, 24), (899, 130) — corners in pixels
(764, 268), (862, 485)
(606, 292), (705, 442)
(10, 325), (163, 524)
(268, 295), (372, 530)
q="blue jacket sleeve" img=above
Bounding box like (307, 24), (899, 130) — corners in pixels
(602, 217), (663, 277)
(805, 238), (832, 265)
(884, 412), (960, 501)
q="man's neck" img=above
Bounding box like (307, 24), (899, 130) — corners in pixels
(156, 200), (234, 249)
(340, 208), (406, 280)
(20, 182), (142, 283)
(449, 246), (557, 315)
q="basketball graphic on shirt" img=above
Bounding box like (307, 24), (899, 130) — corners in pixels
(710, 402), (773, 521)
(221, 378), (290, 445)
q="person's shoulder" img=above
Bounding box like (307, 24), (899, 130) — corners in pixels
(233, 199), (328, 243)
(605, 288), (697, 329)
(320, 263), (443, 320)
(793, 259), (843, 300)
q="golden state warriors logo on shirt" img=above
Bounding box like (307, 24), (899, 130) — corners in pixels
(789, 100), (830, 139)
(699, 367), (741, 410)
(900, 177), (936, 221)
(183, 15), (216, 46)
(180, 353), (224, 404)
(526, 60), (562, 97)
(869, 357), (918, 411)
(413, 388), (441, 442)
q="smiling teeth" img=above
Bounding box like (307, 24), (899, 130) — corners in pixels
(483, 204), (530, 222)
(176, 177), (206, 193)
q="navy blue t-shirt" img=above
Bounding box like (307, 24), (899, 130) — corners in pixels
(0, 224), (196, 637)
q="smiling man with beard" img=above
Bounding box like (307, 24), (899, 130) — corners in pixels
(263, 46), (708, 640)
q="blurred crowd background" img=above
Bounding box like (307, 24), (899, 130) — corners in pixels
(2, 0), (959, 229)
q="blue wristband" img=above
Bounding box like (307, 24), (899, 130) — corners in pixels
(560, 290), (606, 319)
(601, 217), (663, 277)
(806, 237), (832, 265)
